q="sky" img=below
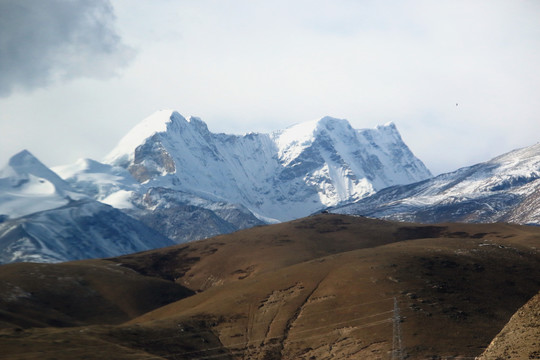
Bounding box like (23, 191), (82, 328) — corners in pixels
(1, 0), (539, 175)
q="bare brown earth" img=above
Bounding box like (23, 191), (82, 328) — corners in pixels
(0, 214), (539, 359)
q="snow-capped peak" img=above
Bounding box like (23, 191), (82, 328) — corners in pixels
(104, 110), (217, 169)
(97, 111), (431, 221)
(0, 150), (85, 218)
(331, 141), (540, 225)
(382, 121), (397, 128)
(1, 150), (68, 193)
(187, 116), (211, 133)
(274, 116), (352, 139)
(317, 116), (353, 129)
(272, 116), (355, 166)
(488, 142), (540, 170)
(105, 110), (184, 166)
(374, 122), (401, 141)
(8, 149), (42, 167)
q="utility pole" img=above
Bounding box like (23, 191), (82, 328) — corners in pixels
(392, 297), (404, 360)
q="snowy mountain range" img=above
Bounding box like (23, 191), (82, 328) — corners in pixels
(3, 109), (539, 265)
(0, 110), (431, 263)
(102, 110), (432, 221)
(330, 142), (540, 225)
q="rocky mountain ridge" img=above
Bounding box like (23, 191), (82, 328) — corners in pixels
(102, 110), (431, 221)
(330, 142), (540, 225)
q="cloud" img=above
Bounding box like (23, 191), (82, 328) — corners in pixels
(0, 0), (135, 97)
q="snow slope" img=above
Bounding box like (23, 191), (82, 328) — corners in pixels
(0, 150), (84, 218)
(54, 153), (267, 243)
(104, 110), (431, 221)
(331, 143), (540, 225)
(53, 158), (139, 206)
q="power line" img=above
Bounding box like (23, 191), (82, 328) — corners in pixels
(159, 310), (393, 359)
(132, 296), (395, 344)
(162, 316), (394, 360)
(2, 310), (393, 360)
(392, 296), (404, 360)
(4, 294), (400, 359)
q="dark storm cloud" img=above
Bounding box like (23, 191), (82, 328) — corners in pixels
(0, 0), (135, 97)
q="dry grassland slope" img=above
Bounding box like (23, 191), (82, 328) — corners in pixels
(0, 214), (538, 360)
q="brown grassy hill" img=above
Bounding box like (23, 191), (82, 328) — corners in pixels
(477, 292), (540, 360)
(0, 214), (539, 359)
(107, 215), (410, 291)
(0, 260), (193, 328)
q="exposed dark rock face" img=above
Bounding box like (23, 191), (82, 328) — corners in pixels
(129, 136), (176, 182)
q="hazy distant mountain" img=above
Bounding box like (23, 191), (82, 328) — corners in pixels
(330, 143), (540, 225)
(0, 199), (174, 264)
(0, 150), (84, 219)
(102, 110), (431, 221)
(0, 151), (173, 264)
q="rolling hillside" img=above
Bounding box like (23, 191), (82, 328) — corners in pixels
(0, 214), (538, 359)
